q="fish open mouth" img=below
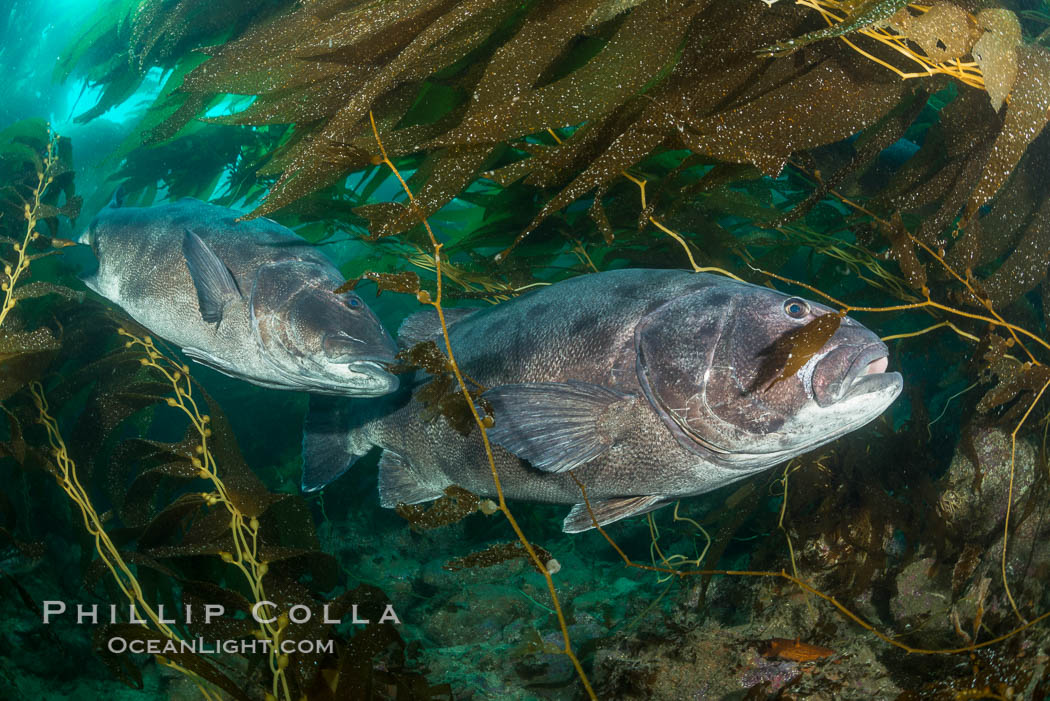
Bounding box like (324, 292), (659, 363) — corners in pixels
(811, 342), (900, 407)
(260, 354), (398, 395)
(348, 358), (392, 375)
(837, 344), (897, 402)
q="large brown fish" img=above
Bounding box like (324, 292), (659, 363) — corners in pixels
(303, 269), (902, 532)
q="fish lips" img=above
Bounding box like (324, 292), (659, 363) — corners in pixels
(266, 357), (399, 396)
(812, 343), (901, 407)
(322, 331), (395, 363)
(316, 332), (399, 395)
(346, 358), (400, 396)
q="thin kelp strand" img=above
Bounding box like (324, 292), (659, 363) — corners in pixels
(1002, 374), (1050, 624)
(780, 0), (986, 90)
(29, 382), (219, 700)
(368, 112), (597, 701)
(0, 129), (59, 331)
(116, 330), (290, 701)
(529, 128), (745, 281)
(798, 148), (1043, 362)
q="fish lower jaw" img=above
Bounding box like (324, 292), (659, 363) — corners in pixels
(265, 371), (398, 396)
(716, 374), (903, 469)
(817, 344), (892, 406)
(343, 361), (400, 396)
(840, 368), (901, 402)
(258, 355), (398, 396)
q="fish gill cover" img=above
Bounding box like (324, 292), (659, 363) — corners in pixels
(1, 0), (1050, 698)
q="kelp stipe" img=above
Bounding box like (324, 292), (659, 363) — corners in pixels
(116, 329), (291, 699)
(28, 381), (229, 700)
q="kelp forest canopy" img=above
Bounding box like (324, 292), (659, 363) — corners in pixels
(55, 0), (1050, 322)
(5, 0), (1050, 698)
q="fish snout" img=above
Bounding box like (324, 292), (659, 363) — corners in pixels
(347, 359), (400, 396)
(319, 332), (399, 395)
(812, 342), (896, 407)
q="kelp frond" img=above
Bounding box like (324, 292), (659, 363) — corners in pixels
(29, 382), (225, 700)
(53, 2), (1050, 323)
(118, 329), (292, 701)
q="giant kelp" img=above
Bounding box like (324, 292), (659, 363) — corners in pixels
(55, 1), (1050, 314)
(54, 0), (290, 125)
(0, 120), (80, 402)
(2, 305), (452, 699)
(29, 0), (1050, 697)
(0, 124), (447, 700)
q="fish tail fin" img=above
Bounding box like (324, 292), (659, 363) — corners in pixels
(301, 395), (371, 492)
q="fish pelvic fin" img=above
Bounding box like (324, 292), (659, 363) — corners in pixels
(563, 496), (669, 533)
(301, 395), (368, 492)
(397, 306), (479, 349)
(484, 381), (635, 473)
(377, 450), (445, 508)
(182, 229), (242, 325)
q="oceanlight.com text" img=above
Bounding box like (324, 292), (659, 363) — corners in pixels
(106, 636), (336, 656)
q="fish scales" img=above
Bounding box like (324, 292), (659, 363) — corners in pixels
(306, 269), (903, 532)
(80, 196), (399, 396)
(371, 270), (736, 501)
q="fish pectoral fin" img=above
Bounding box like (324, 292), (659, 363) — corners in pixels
(302, 395), (366, 492)
(182, 229), (242, 325)
(397, 307), (478, 349)
(563, 496), (668, 533)
(378, 450), (444, 507)
(484, 381), (634, 474)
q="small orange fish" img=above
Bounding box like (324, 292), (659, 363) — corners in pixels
(761, 637), (835, 663)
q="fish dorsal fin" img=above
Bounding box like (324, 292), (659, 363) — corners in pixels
(108, 185), (125, 209)
(484, 381), (635, 474)
(378, 450), (444, 507)
(301, 395), (365, 492)
(182, 229), (241, 324)
(397, 306), (479, 348)
(562, 496), (668, 533)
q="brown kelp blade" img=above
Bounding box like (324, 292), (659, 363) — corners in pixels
(754, 312), (842, 392)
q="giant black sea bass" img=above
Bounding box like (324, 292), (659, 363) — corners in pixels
(78, 196), (399, 396)
(303, 269), (903, 532)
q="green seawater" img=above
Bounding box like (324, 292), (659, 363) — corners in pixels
(2, 1), (1050, 699)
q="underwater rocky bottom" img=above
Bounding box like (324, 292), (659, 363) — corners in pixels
(3, 411), (1049, 700)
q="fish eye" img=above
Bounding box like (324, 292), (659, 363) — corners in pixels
(783, 298), (809, 319)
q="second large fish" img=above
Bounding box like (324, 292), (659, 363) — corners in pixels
(79, 196), (398, 396)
